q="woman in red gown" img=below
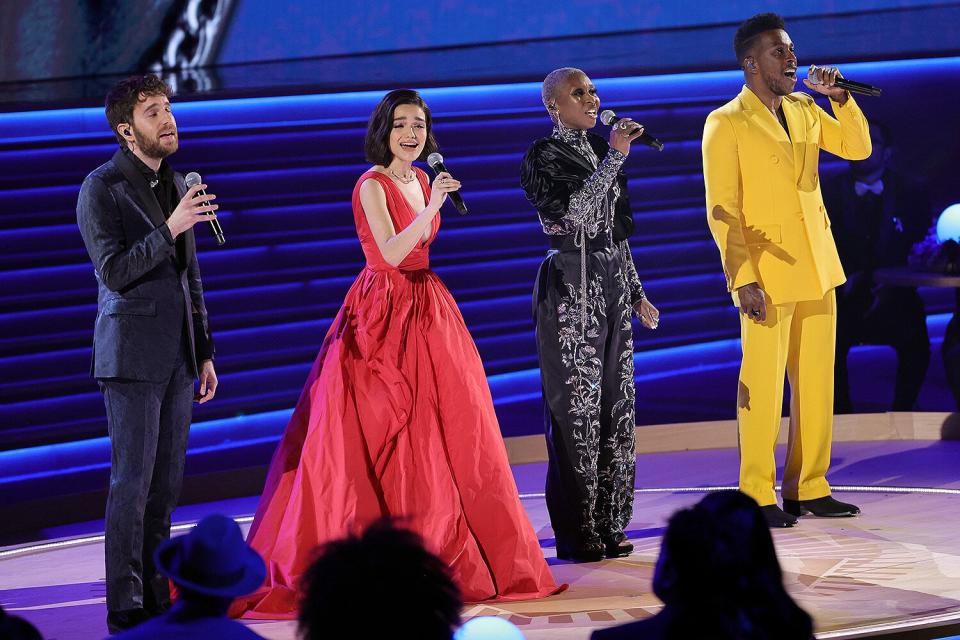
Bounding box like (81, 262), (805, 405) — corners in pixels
(233, 90), (560, 618)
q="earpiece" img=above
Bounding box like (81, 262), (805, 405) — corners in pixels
(123, 128), (132, 136)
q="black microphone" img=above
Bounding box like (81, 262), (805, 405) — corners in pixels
(184, 172), (225, 245)
(426, 153), (468, 215)
(599, 110), (664, 151)
(807, 65), (882, 96)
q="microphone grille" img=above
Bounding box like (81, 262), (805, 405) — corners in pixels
(185, 171), (202, 187)
(599, 110), (617, 126)
(426, 152), (444, 168)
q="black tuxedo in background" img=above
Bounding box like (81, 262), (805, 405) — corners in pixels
(77, 148), (214, 614)
(824, 168), (931, 412)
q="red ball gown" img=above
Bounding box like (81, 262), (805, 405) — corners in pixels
(233, 169), (560, 618)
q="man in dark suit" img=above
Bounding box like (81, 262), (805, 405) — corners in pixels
(76, 74), (220, 634)
(825, 121), (932, 412)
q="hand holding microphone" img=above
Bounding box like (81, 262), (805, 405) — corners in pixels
(600, 110), (664, 152)
(805, 64), (882, 97)
(181, 171), (225, 245)
(427, 153), (468, 215)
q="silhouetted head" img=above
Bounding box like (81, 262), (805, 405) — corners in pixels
(299, 518), (462, 640)
(0, 604), (42, 640)
(652, 491), (812, 640)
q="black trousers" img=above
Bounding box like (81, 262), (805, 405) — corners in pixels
(835, 282), (929, 412)
(534, 245), (636, 550)
(100, 334), (193, 612)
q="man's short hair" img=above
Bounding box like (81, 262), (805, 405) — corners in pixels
(105, 74), (172, 146)
(734, 13), (786, 64)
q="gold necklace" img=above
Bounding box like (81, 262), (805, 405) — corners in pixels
(389, 168), (415, 184)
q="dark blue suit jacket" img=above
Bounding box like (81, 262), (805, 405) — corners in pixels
(77, 149), (212, 382)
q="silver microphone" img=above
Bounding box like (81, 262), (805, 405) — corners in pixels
(185, 171), (225, 245)
(600, 110), (664, 151)
(426, 153), (468, 215)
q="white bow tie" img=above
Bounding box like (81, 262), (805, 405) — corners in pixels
(854, 179), (884, 197)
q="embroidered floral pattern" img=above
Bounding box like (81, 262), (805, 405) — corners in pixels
(556, 271), (606, 535)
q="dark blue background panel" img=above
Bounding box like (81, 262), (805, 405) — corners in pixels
(2, 1), (959, 105)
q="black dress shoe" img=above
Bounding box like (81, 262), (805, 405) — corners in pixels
(762, 504), (799, 528)
(556, 541), (605, 563)
(602, 533), (634, 558)
(144, 600), (170, 618)
(783, 496), (860, 518)
(107, 608), (151, 634)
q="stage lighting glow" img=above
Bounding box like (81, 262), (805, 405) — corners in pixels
(455, 617), (525, 640)
(936, 204), (960, 243)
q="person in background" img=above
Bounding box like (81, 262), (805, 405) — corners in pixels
(826, 121), (932, 413)
(0, 605), (43, 640)
(592, 491), (814, 640)
(112, 514), (265, 640)
(298, 519), (461, 640)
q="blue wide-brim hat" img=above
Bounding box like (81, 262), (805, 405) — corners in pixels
(155, 514), (266, 598)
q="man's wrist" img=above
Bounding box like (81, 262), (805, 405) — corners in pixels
(164, 220), (179, 242)
(832, 91), (850, 106)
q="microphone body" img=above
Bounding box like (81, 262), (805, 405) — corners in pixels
(184, 171), (225, 245)
(426, 153), (468, 215)
(807, 65), (882, 96)
(599, 110), (664, 151)
(833, 77), (882, 97)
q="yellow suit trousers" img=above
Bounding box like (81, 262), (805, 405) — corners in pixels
(738, 290), (836, 506)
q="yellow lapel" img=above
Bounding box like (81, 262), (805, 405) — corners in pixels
(780, 95), (806, 180)
(738, 85), (794, 169)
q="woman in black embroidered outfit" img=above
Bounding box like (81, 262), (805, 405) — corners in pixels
(521, 68), (660, 563)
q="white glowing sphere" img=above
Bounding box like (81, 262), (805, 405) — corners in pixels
(454, 617), (526, 640)
(936, 204), (960, 243)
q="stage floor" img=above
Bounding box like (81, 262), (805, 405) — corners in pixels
(4, 435), (960, 639)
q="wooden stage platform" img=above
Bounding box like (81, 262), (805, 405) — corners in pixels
(4, 412), (960, 639)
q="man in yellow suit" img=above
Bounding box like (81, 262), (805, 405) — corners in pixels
(703, 13), (872, 527)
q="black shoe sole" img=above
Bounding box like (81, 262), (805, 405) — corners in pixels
(604, 545), (634, 558)
(783, 501), (860, 518)
(788, 508), (859, 518)
(556, 546), (605, 563)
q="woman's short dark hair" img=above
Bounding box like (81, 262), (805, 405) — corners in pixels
(105, 74), (172, 146)
(364, 89), (439, 166)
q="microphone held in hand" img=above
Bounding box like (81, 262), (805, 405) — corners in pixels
(807, 65), (882, 96)
(600, 110), (664, 151)
(426, 153), (468, 215)
(185, 172), (225, 245)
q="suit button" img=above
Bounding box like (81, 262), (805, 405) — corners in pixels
(771, 155), (780, 164)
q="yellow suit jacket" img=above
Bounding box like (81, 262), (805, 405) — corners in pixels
(703, 85), (872, 305)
